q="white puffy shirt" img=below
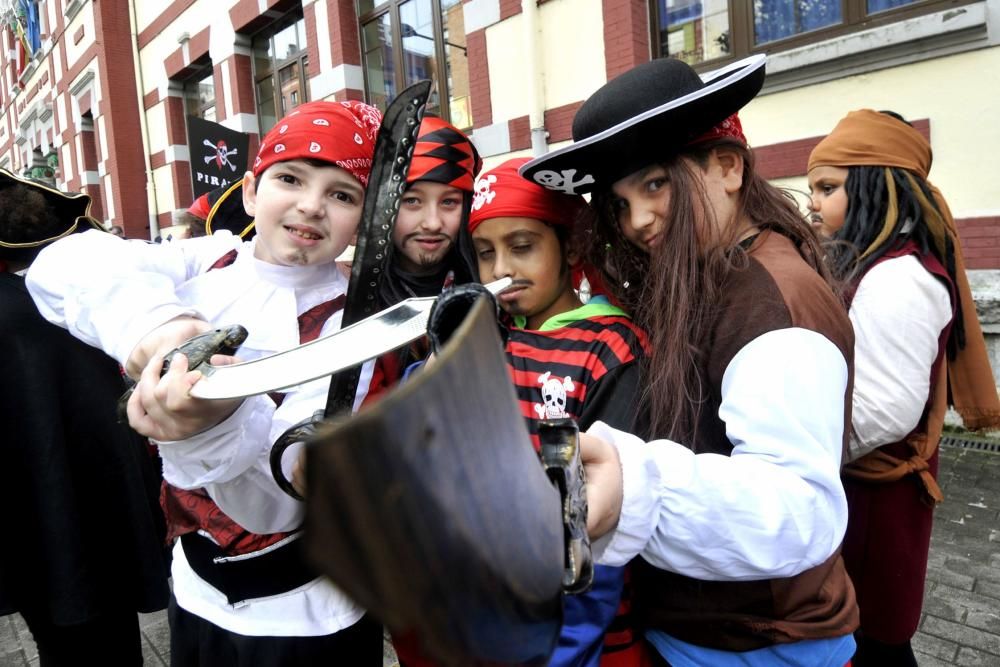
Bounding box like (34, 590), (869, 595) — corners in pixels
(27, 229), (373, 637)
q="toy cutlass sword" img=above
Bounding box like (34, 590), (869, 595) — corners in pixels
(187, 277), (512, 400)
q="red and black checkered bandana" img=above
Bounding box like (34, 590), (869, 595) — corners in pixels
(406, 116), (481, 192)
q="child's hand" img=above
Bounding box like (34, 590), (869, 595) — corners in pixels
(291, 450), (307, 498)
(126, 351), (243, 441)
(126, 316), (212, 379)
(580, 432), (624, 540)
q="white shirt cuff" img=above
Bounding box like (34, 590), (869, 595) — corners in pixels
(587, 420), (660, 567)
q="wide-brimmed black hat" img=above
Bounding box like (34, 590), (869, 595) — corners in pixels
(520, 54), (766, 195)
(0, 167), (103, 248)
(204, 181), (255, 239)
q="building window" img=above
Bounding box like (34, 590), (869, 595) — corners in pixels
(652, 0), (974, 66)
(358, 0), (472, 131)
(184, 62), (216, 122)
(252, 11), (308, 135)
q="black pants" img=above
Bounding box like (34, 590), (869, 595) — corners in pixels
(19, 606), (143, 667)
(168, 595), (381, 666)
(852, 634), (918, 667)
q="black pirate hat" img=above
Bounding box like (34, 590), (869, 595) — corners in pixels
(204, 181), (255, 239)
(0, 167), (103, 249)
(520, 55), (766, 195)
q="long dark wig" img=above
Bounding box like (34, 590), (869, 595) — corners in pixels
(588, 137), (832, 441)
(828, 163), (965, 358)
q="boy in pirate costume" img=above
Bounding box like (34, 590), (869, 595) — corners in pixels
(365, 115), (481, 397)
(807, 109), (1000, 666)
(470, 157), (650, 667)
(0, 170), (170, 665)
(522, 55), (860, 665)
(389, 158), (650, 667)
(27, 100), (384, 665)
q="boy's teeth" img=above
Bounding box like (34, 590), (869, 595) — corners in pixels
(289, 227), (320, 240)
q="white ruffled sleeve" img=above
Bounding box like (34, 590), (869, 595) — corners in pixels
(848, 255), (952, 461)
(589, 327), (848, 581)
(26, 230), (243, 365)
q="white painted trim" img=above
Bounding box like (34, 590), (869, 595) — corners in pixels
(763, 2), (992, 93)
(464, 0), (501, 33)
(69, 69), (95, 96)
(309, 64), (364, 100)
(471, 121), (511, 157)
(219, 113), (259, 135)
(221, 58), (234, 120)
(312, 0), (332, 73)
(166, 144), (191, 163)
(158, 80), (186, 100)
(103, 174), (115, 220)
(64, 0), (84, 20)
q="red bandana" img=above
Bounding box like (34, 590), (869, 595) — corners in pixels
(407, 116), (481, 191)
(252, 101), (383, 186)
(187, 192), (211, 219)
(468, 157), (585, 235)
(687, 113), (747, 148)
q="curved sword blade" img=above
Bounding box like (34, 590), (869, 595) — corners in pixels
(189, 278), (512, 400)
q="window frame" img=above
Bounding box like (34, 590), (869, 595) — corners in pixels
(649, 0), (981, 70)
(250, 8), (309, 135)
(182, 60), (216, 122)
(357, 0), (465, 128)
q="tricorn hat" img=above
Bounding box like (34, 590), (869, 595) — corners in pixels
(204, 181), (255, 239)
(519, 54), (766, 195)
(0, 167), (103, 248)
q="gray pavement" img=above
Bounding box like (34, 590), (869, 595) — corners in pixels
(1, 442), (998, 666)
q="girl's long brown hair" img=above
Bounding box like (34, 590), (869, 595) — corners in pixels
(588, 138), (833, 442)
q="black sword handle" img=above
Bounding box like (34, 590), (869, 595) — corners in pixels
(322, 80), (432, 419)
(269, 409), (325, 501)
(268, 81), (432, 500)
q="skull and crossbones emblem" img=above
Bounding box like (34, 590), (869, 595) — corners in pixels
(472, 174), (497, 211)
(533, 371), (575, 419)
(204, 139), (239, 172)
(532, 169), (595, 195)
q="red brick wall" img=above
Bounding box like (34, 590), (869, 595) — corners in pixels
(468, 30), (491, 129)
(602, 0), (649, 80)
(755, 119), (931, 180)
(231, 54), (256, 114)
(304, 2), (319, 80)
(543, 101), (582, 143)
(93, 0), (149, 236)
(508, 115), (530, 151)
(328, 0), (362, 66)
(956, 217), (1000, 270)
(500, 0), (521, 20)
(164, 96), (187, 145)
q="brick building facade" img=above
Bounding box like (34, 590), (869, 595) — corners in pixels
(0, 0), (998, 261)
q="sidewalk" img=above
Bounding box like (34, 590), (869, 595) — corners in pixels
(912, 442), (1000, 666)
(1, 442), (998, 666)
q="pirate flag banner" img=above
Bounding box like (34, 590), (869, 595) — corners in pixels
(186, 115), (250, 197)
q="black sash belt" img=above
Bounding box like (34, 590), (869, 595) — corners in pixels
(180, 532), (320, 605)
